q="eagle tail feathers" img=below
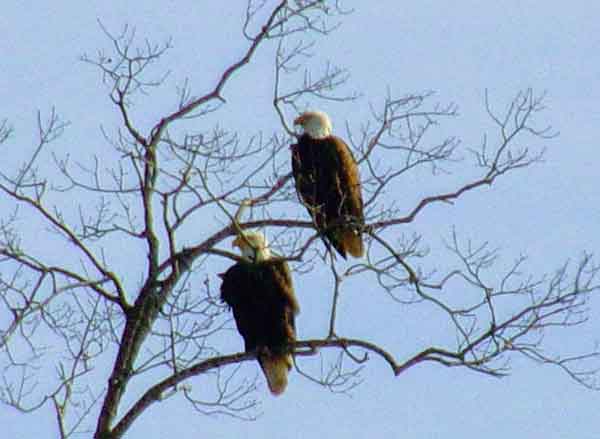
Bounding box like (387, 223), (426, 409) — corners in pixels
(259, 353), (292, 396)
(341, 229), (364, 258)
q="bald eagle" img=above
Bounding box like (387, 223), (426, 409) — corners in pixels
(220, 231), (299, 395)
(292, 110), (365, 259)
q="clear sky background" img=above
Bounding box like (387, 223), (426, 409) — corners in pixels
(1, 1), (599, 438)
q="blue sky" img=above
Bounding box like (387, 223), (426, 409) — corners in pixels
(1, 1), (599, 438)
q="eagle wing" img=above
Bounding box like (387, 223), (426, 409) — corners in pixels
(328, 136), (364, 226)
(220, 262), (260, 352)
(220, 260), (298, 353)
(319, 136), (365, 257)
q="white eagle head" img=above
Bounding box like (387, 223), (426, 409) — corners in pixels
(294, 110), (332, 139)
(232, 230), (271, 262)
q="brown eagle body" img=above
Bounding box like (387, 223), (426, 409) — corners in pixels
(292, 111), (365, 259)
(220, 232), (299, 395)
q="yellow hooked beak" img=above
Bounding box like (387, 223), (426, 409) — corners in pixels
(231, 236), (243, 248)
(293, 114), (306, 126)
